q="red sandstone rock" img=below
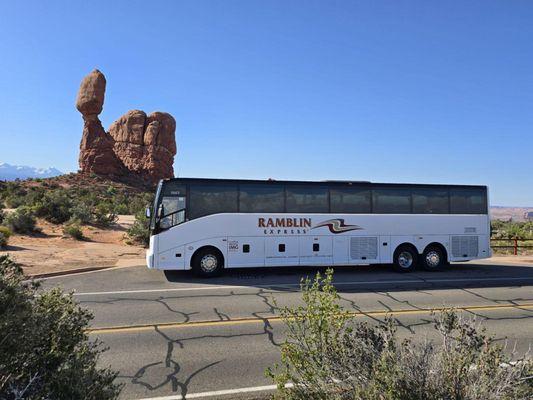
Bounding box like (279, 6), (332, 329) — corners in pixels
(76, 70), (106, 116)
(108, 110), (176, 182)
(76, 70), (176, 183)
(77, 70), (124, 175)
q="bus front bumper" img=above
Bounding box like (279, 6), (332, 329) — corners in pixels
(146, 252), (155, 269)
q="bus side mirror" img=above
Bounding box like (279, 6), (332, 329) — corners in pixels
(145, 206), (151, 219)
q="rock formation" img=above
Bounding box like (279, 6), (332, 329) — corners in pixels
(76, 69), (176, 183)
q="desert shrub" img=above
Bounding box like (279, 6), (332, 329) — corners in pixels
(70, 202), (94, 224)
(0, 255), (122, 399)
(2, 206), (37, 233)
(33, 190), (73, 224)
(127, 192), (154, 214)
(0, 208), (5, 224)
(113, 203), (129, 215)
(127, 210), (150, 246)
(3, 194), (25, 208)
(93, 204), (118, 227)
(0, 226), (12, 248)
(267, 270), (533, 400)
(62, 220), (84, 240)
(492, 220), (533, 239)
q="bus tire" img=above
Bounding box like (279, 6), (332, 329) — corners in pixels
(421, 245), (446, 271)
(192, 247), (224, 277)
(392, 245), (418, 273)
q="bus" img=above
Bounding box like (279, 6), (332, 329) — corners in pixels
(146, 178), (490, 277)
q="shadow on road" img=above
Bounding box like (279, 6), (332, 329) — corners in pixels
(162, 262), (533, 293)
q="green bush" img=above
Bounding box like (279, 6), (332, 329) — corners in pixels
(0, 208), (5, 224)
(267, 270), (533, 400)
(0, 255), (122, 399)
(70, 202), (94, 224)
(2, 206), (37, 233)
(63, 220), (84, 240)
(113, 203), (129, 215)
(0, 226), (12, 248)
(127, 210), (150, 246)
(93, 204), (118, 227)
(491, 220), (533, 239)
(33, 191), (73, 224)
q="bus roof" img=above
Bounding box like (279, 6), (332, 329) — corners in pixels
(161, 177), (487, 190)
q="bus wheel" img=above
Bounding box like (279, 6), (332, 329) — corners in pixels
(192, 248), (224, 277)
(421, 246), (445, 271)
(393, 246), (417, 272)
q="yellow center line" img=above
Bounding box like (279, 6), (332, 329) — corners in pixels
(87, 303), (533, 335)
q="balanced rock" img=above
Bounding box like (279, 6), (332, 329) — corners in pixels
(76, 70), (177, 183)
(77, 70), (124, 176)
(76, 69), (106, 116)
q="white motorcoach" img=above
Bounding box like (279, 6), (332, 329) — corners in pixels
(146, 178), (490, 277)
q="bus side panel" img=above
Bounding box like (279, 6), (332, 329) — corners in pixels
(265, 236), (299, 266)
(227, 237), (265, 268)
(299, 235), (333, 265)
(379, 235), (392, 263)
(333, 236), (349, 264)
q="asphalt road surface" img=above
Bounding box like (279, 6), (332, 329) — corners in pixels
(41, 260), (533, 400)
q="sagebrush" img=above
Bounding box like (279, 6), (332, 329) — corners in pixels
(267, 270), (533, 400)
(0, 255), (122, 399)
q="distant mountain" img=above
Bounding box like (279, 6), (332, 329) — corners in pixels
(0, 162), (63, 181)
(491, 206), (533, 221)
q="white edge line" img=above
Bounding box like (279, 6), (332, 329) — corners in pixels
(72, 276), (533, 297)
(32, 264), (142, 281)
(136, 361), (524, 400)
(136, 383), (292, 400)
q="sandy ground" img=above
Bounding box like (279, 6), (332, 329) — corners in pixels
(0, 215), (145, 276)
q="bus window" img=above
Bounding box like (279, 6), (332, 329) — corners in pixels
(189, 184), (238, 219)
(412, 188), (449, 214)
(286, 186), (328, 213)
(330, 188), (371, 213)
(373, 188), (411, 213)
(450, 188), (487, 214)
(159, 195), (186, 229)
(239, 184), (284, 213)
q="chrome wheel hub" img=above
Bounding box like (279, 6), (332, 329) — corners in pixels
(425, 251), (440, 268)
(398, 251), (413, 268)
(200, 254), (218, 273)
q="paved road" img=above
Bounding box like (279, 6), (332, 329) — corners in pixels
(42, 261), (533, 400)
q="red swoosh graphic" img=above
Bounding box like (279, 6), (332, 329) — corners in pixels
(311, 218), (362, 234)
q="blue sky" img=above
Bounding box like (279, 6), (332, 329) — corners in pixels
(0, 1), (532, 206)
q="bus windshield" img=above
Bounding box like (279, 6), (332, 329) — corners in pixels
(152, 181), (187, 231)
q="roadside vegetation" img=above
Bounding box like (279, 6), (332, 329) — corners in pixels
(0, 226), (11, 248)
(0, 254), (122, 399)
(126, 209), (151, 246)
(491, 220), (533, 255)
(0, 175), (153, 245)
(267, 270), (533, 400)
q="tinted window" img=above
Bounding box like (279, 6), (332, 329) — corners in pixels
(330, 188), (371, 213)
(239, 184), (284, 213)
(373, 188), (412, 213)
(412, 188), (449, 214)
(450, 188), (487, 214)
(286, 186), (328, 213)
(189, 184), (238, 219)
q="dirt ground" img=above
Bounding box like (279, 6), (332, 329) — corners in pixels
(0, 215), (145, 276)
